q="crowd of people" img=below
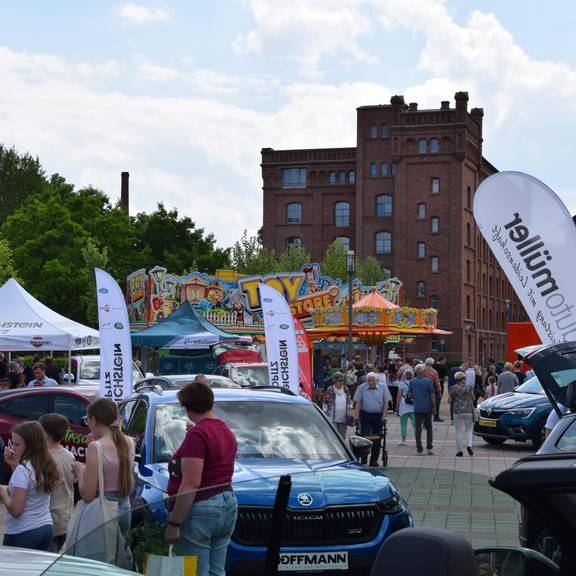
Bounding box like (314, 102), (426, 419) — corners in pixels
(0, 353), (62, 389)
(317, 352), (532, 460)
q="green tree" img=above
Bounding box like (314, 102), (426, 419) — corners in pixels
(321, 239), (348, 281)
(276, 243), (311, 272)
(357, 256), (387, 286)
(0, 236), (20, 285)
(230, 230), (276, 275)
(80, 239), (110, 325)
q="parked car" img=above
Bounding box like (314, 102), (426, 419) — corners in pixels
(63, 355), (144, 386)
(120, 387), (412, 575)
(474, 376), (552, 448)
(0, 386), (96, 469)
(213, 362), (269, 387)
(134, 373), (240, 391)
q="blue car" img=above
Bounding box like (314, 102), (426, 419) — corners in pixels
(119, 387), (412, 575)
(474, 376), (552, 448)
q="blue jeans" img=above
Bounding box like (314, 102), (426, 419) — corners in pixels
(4, 524), (53, 550)
(177, 491), (238, 576)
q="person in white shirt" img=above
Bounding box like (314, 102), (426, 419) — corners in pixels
(465, 364), (476, 390)
(27, 362), (57, 387)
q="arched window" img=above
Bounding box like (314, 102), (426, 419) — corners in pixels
(375, 231), (392, 254)
(430, 295), (439, 310)
(370, 124), (378, 138)
(418, 139), (427, 154)
(466, 295), (471, 318)
(370, 163), (377, 177)
(383, 267), (392, 278)
(431, 178), (439, 194)
(286, 202), (302, 224)
(391, 162), (397, 176)
(329, 171), (336, 185)
(348, 170), (356, 185)
(417, 242), (426, 258)
(338, 170), (346, 184)
(376, 195), (393, 217)
(417, 203), (427, 219)
(380, 123), (389, 138)
(430, 256), (439, 272)
(466, 260), (471, 283)
(430, 138), (439, 153)
(286, 236), (302, 248)
(335, 202), (350, 227)
(336, 236), (350, 252)
(417, 281), (426, 298)
(380, 162), (388, 176)
(431, 217), (439, 233)
(466, 223), (471, 246)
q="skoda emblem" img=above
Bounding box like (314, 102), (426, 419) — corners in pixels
(297, 493), (313, 507)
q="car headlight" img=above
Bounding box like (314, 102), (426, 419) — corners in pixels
(508, 408), (535, 418)
(377, 493), (404, 515)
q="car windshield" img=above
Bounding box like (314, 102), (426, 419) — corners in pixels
(153, 400), (349, 463)
(232, 366), (268, 387)
(515, 376), (544, 395)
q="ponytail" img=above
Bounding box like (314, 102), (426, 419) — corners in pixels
(111, 424), (133, 499)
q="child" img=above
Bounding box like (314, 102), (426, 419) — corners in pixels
(484, 376), (498, 399)
(39, 413), (76, 551)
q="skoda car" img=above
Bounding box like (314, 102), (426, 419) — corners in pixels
(474, 376), (552, 448)
(120, 387), (412, 575)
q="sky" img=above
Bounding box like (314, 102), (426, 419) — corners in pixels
(1, 0), (576, 248)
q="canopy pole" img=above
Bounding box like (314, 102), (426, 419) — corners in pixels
(68, 349), (72, 381)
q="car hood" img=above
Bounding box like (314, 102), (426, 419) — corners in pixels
(0, 547), (137, 576)
(140, 459), (396, 508)
(479, 392), (549, 410)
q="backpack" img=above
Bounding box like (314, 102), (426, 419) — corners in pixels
(404, 383), (414, 405)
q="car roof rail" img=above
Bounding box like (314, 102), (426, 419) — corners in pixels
(248, 386), (296, 396)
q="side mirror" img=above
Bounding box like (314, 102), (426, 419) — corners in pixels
(145, 372), (154, 378)
(475, 547), (558, 576)
(62, 373), (75, 383)
(349, 435), (372, 461)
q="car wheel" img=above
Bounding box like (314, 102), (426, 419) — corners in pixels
(532, 421), (547, 448)
(533, 529), (562, 565)
(482, 437), (506, 445)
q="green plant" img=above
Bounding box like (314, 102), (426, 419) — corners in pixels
(128, 519), (170, 573)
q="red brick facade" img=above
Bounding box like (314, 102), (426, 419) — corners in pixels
(261, 93), (527, 363)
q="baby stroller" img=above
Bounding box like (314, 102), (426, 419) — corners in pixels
(355, 419), (388, 467)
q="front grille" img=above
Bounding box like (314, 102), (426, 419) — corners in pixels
(233, 505), (383, 546)
(479, 409), (507, 419)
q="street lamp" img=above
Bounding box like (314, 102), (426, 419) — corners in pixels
(347, 250), (355, 365)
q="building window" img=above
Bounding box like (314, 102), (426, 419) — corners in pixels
(466, 295), (471, 318)
(338, 170), (346, 185)
(375, 231), (392, 254)
(380, 162), (388, 177)
(370, 124), (378, 138)
(335, 202), (350, 227)
(430, 256), (439, 273)
(381, 123), (389, 138)
(370, 163), (377, 177)
(431, 178), (439, 194)
(417, 281), (426, 298)
(391, 162), (397, 176)
(430, 138), (439, 153)
(430, 295), (439, 310)
(376, 195), (392, 217)
(286, 236), (302, 248)
(286, 202), (302, 224)
(349, 170), (356, 185)
(383, 267), (392, 278)
(282, 167), (307, 188)
(417, 203), (426, 219)
(336, 236), (350, 252)
(466, 259), (471, 283)
(431, 217), (439, 233)
(466, 223), (471, 246)
(418, 139), (427, 154)
(329, 171), (336, 185)
(417, 242), (426, 258)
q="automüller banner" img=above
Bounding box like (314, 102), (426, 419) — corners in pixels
(474, 172), (576, 345)
(95, 268), (133, 401)
(260, 283), (299, 394)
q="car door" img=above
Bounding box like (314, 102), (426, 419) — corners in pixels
(0, 393), (51, 446)
(52, 393), (92, 461)
(122, 398), (149, 461)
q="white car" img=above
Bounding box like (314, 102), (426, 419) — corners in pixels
(0, 547), (138, 576)
(63, 355), (144, 386)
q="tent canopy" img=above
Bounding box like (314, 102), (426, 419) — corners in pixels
(131, 301), (249, 349)
(0, 278), (99, 351)
(353, 289), (399, 310)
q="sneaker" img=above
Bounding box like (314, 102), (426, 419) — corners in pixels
(427, 449), (434, 455)
(456, 451), (463, 457)
(467, 446), (474, 456)
(398, 440), (406, 446)
(416, 450), (424, 456)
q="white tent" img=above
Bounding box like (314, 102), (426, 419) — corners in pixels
(0, 278), (99, 351)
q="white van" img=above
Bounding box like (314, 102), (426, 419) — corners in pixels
(63, 355), (144, 386)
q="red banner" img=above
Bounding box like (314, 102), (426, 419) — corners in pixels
(294, 319), (313, 397)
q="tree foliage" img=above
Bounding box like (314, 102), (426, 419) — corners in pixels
(231, 230), (276, 276)
(276, 243), (311, 272)
(357, 256), (387, 286)
(320, 239), (348, 282)
(0, 236), (20, 285)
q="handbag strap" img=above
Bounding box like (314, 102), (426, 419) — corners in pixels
(93, 440), (106, 506)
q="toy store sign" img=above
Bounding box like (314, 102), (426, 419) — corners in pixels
(239, 273), (306, 313)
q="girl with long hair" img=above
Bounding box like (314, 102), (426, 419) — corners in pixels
(0, 421), (60, 550)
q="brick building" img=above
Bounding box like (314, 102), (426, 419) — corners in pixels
(261, 92), (527, 363)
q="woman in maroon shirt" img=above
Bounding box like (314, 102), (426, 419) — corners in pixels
(164, 381), (237, 576)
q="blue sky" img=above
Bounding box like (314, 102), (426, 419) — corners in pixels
(1, 1), (576, 247)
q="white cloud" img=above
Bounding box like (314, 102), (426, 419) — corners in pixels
(115, 2), (170, 25)
(234, 0), (376, 79)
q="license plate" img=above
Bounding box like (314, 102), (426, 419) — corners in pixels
(278, 552), (349, 572)
(479, 418), (497, 428)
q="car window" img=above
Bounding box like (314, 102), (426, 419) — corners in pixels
(79, 361), (100, 380)
(120, 400), (139, 429)
(555, 417), (576, 452)
(232, 367), (269, 387)
(152, 400), (349, 463)
(53, 395), (89, 426)
(0, 394), (50, 420)
(125, 400), (148, 439)
(515, 376), (544, 394)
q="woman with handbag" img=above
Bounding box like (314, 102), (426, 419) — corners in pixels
(449, 371), (476, 457)
(0, 421), (59, 550)
(322, 372), (353, 437)
(395, 368), (415, 446)
(66, 398), (134, 566)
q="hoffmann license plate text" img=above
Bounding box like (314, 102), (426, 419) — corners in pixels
(278, 552), (349, 572)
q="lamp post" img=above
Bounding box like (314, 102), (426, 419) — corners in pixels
(504, 299), (511, 359)
(347, 250), (355, 365)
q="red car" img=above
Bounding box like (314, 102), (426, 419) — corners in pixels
(0, 386), (97, 463)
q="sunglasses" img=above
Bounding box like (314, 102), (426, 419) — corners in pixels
(81, 415), (90, 426)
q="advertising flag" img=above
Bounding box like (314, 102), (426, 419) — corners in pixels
(260, 283), (299, 394)
(294, 318), (313, 398)
(473, 171), (576, 345)
(95, 268), (133, 402)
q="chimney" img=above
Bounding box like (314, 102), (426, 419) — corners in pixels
(440, 101), (450, 110)
(408, 102), (418, 111)
(120, 172), (129, 213)
(454, 91), (469, 111)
